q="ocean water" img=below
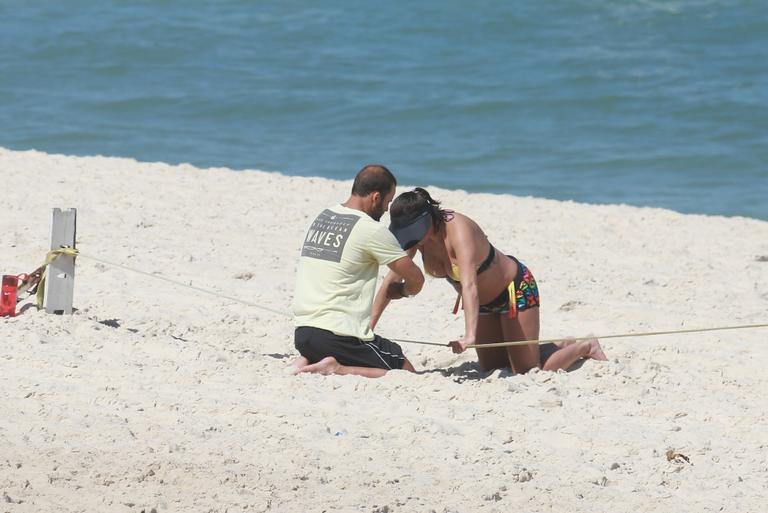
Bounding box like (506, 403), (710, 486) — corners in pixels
(1, 1), (766, 219)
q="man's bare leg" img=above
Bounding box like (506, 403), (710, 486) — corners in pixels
(298, 356), (389, 378)
(298, 356), (415, 378)
(543, 337), (607, 372)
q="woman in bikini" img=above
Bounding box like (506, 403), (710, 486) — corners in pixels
(371, 187), (606, 373)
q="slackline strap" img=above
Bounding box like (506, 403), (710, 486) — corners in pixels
(35, 249), (767, 349)
(76, 251), (290, 317)
(392, 323), (768, 349)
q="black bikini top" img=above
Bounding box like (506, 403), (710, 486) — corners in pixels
(445, 244), (495, 285)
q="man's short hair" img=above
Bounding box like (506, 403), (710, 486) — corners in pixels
(351, 164), (396, 197)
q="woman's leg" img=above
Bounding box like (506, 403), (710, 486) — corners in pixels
(542, 337), (607, 371)
(500, 307), (541, 374)
(474, 314), (510, 372)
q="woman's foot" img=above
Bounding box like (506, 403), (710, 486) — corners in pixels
(584, 337), (608, 361)
(556, 335), (607, 361)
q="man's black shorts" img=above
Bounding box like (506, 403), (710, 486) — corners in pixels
(295, 326), (407, 370)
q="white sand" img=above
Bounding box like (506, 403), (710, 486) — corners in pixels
(1, 147), (767, 512)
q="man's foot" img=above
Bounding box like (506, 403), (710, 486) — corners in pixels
(298, 356), (342, 375)
(288, 356), (310, 375)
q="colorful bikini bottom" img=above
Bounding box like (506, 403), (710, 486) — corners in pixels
(478, 256), (540, 317)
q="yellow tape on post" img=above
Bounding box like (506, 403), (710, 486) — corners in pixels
(36, 247), (79, 309)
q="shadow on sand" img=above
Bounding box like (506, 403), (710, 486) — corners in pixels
(416, 361), (506, 383)
(417, 343), (589, 383)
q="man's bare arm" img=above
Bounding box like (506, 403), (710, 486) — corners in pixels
(371, 250), (422, 330)
(371, 270), (401, 330)
(387, 251), (424, 297)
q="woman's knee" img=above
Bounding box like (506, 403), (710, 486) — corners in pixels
(506, 345), (539, 374)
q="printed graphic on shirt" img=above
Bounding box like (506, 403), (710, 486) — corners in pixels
(301, 209), (360, 262)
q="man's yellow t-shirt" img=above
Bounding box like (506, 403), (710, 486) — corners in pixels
(293, 204), (406, 341)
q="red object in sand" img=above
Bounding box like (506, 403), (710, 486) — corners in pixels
(1, 275), (18, 317)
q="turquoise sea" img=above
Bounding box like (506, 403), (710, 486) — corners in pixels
(1, 1), (766, 219)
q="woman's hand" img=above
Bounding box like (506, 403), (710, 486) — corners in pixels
(449, 335), (476, 354)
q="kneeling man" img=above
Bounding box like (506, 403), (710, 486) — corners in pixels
(292, 164), (424, 377)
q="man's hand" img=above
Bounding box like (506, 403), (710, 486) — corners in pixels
(448, 336), (476, 354)
(387, 255), (424, 297)
(385, 281), (408, 300)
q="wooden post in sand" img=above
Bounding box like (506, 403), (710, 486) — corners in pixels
(45, 208), (77, 315)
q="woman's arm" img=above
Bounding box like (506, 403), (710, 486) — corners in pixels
(446, 222), (481, 353)
(451, 269), (479, 353)
(458, 277), (479, 350)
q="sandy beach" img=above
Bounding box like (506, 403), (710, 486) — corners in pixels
(1, 147), (767, 512)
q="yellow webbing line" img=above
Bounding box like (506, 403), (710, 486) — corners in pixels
(392, 323), (768, 349)
(24, 248), (768, 351)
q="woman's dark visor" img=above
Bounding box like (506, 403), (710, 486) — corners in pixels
(389, 210), (431, 250)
